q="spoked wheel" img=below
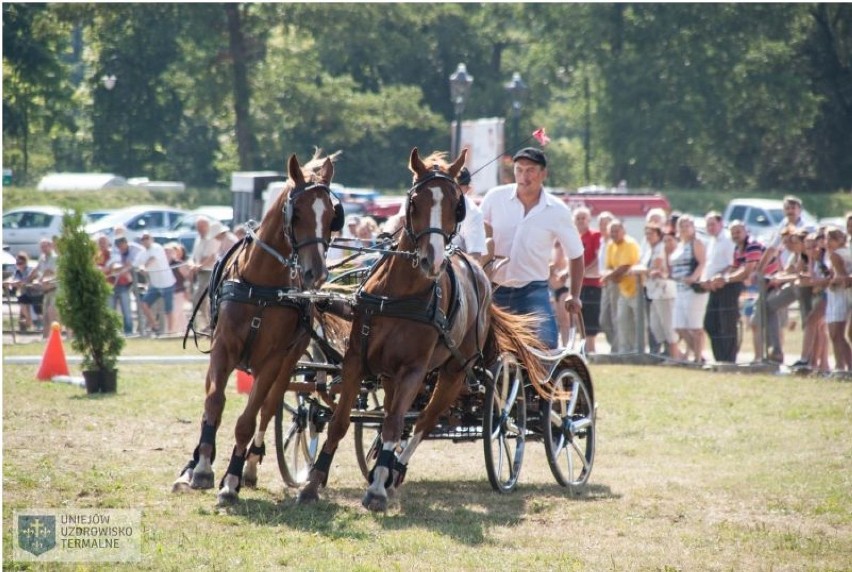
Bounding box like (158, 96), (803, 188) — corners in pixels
(353, 386), (383, 482)
(275, 343), (325, 487)
(541, 367), (596, 490)
(483, 353), (527, 493)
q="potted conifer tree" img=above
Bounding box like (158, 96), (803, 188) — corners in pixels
(56, 210), (125, 393)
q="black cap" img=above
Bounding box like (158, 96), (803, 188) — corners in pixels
(512, 147), (547, 167)
(457, 167), (471, 186)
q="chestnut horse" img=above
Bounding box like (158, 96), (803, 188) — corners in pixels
(298, 148), (547, 511)
(172, 152), (344, 504)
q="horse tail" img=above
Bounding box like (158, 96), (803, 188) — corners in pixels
(485, 304), (552, 399)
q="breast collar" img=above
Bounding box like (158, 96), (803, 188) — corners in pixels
(355, 256), (464, 377)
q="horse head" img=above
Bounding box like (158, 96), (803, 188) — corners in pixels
(260, 153), (343, 290)
(406, 147), (468, 279)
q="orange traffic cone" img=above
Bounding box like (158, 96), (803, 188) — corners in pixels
(37, 322), (69, 381)
(236, 370), (254, 394)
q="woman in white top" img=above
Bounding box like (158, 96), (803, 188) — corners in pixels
(668, 215), (709, 363)
(642, 223), (680, 359)
(825, 227), (852, 371)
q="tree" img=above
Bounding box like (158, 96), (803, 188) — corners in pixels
(3, 4), (75, 183)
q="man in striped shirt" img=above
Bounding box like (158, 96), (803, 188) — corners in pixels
(714, 220), (780, 362)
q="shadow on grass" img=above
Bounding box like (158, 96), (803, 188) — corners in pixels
(226, 478), (617, 545)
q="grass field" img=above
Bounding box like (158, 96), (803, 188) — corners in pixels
(3, 350), (850, 570)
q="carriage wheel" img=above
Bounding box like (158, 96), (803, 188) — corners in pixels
(483, 353), (527, 493)
(541, 367), (596, 490)
(354, 423), (382, 482)
(275, 343), (324, 488)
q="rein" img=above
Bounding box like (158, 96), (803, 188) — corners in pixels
(327, 233), (415, 270)
(245, 224), (300, 280)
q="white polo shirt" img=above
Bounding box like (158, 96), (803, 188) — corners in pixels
(452, 195), (487, 255)
(704, 229), (736, 279)
(481, 184), (584, 287)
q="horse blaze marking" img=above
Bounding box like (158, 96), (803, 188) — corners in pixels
(312, 197), (325, 241)
(429, 186), (444, 264)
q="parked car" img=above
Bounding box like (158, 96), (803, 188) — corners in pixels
(85, 205), (187, 244)
(151, 206), (234, 253)
(818, 216), (846, 230)
(2, 206), (67, 258)
(722, 198), (817, 243)
(84, 209), (117, 224)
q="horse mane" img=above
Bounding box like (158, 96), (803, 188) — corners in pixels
(266, 148), (342, 212)
(300, 147), (342, 183)
(410, 151), (450, 177)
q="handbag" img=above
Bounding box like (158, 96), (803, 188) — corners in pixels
(688, 240), (703, 292)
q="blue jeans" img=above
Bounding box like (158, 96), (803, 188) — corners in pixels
(112, 284), (133, 334)
(492, 281), (559, 349)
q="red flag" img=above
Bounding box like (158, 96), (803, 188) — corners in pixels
(532, 127), (551, 146)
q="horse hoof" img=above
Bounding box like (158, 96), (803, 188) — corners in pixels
(171, 480), (192, 494)
(242, 475), (258, 489)
(297, 489), (318, 505)
(216, 491), (239, 507)
(361, 491), (387, 512)
(172, 470), (193, 494)
(190, 470), (215, 490)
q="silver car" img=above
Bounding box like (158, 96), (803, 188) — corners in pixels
(85, 205), (187, 243)
(2, 206), (66, 258)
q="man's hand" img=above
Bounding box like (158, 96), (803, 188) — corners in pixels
(564, 294), (583, 314)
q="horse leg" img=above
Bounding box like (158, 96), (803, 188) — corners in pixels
(389, 370), (465, 495)
(173, 358), (231, 493)
(243, 376), (290, 489)
(298, 359), (363, 504)
(218, 360), (289, 505)
(362, 369), (425, 512)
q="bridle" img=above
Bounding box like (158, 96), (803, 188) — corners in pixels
(283, 181), (345, 252)
(243, 181), (344, 281)
(403, 167), (466, 247)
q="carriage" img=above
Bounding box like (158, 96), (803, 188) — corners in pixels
(275, 286), (597, 495)
(174, 148), (596, 510)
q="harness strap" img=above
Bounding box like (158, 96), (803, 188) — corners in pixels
(356, 257), (472, 376)
(239, 305), (265, 373)
(217, 280), (310, 371)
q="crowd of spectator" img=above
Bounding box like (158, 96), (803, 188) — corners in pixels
(4, 189), (851, 377)
(569, 198), (852, 375)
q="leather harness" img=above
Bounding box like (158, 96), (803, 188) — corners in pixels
(354, 252), (480, 379)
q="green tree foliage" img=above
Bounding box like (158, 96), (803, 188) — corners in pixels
(55, 210), (125, 371)
(2, 4), (76, 182)
(3, 3), (851, 193)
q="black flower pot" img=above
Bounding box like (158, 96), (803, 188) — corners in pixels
(101, 369), (117, 393)
(83, 369), (118, 394)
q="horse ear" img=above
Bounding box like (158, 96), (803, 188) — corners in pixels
(318, 157), (334, 185)
(409, 147), (428, 177)
(288, 154), (305, 186)
(448, 148), (468, 179)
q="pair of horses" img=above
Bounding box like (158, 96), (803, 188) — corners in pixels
(173, 148), (547, 511)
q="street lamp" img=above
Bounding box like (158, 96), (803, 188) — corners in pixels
(449, 63), (473, 158)
(504, 71), (527, 146)
(101, 74), (117, 90)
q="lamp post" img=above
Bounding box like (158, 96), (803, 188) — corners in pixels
(504, 71), (527, 147)
(449, 63), (473, 158)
